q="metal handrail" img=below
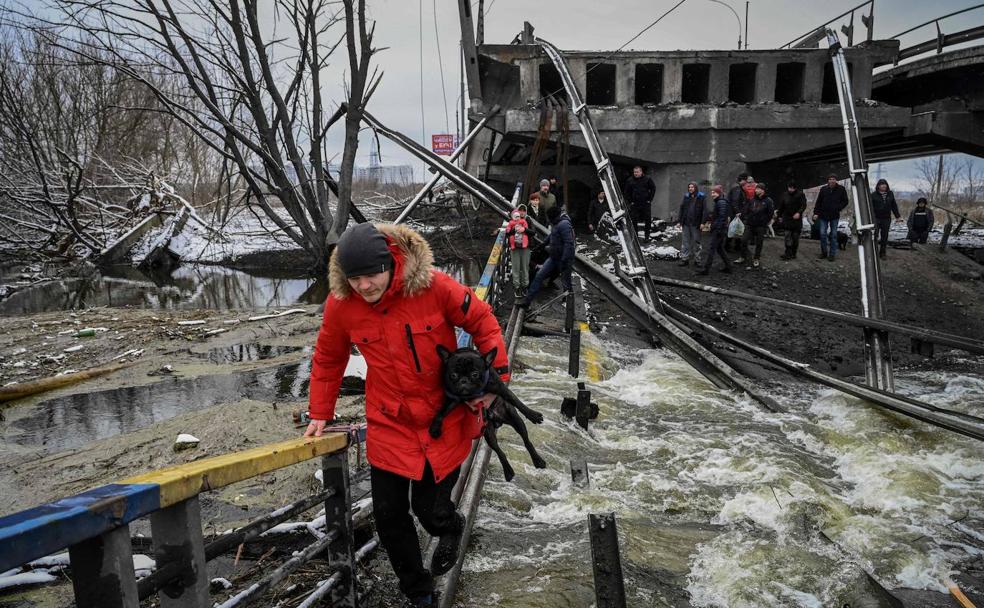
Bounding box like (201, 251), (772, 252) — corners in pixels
(889, 3), (984, 39)
(781, 0), (874, 48)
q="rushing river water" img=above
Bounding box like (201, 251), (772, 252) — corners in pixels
(455, 332), (984, 607)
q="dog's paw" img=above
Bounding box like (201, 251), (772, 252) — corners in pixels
(532, 455), (547, 469)
(429, 423), (443, 439)
(528, 410), (544, 424)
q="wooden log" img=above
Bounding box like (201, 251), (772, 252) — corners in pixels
(0, 362), (132, 404)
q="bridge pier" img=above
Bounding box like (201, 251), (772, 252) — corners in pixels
(70, 524), (140, 608)
(149, 496), (210, 607)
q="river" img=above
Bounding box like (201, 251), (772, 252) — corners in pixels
(455, 331), (984, 607)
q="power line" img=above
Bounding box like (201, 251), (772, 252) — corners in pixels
(418, 0), (426, 146)
(433, 0), (450, 134)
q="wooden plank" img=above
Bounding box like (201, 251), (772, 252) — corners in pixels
(122, 434), (348, 508)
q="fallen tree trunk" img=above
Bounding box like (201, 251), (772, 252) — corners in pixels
(0, 362), (133, 404)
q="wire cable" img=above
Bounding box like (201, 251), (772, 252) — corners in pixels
(433, 0), (451, 134)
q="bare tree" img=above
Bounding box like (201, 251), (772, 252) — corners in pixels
(957, 157), (984, 205)
(34, 0), (379, 272)
(914, 154), (960, 205)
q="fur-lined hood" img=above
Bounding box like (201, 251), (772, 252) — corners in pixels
(328, 223), (434, 299)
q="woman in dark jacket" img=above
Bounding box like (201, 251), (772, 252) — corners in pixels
(871, 178), (902, 258)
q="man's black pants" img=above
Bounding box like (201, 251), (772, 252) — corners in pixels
(372, 462), (461, 599)
(874, 217), (892, 254)
(630, 205), (652, 240)
(703, 229), (732, 271)
(784, 227), (801, 257)
(739, 225), (767, 261)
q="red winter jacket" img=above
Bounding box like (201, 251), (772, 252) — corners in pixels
(309, 224), (510, 483)
(506, 217), (529, 249)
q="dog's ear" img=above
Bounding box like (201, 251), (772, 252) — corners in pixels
(436, 344), (452, 363)
(483, 347), (498, 367)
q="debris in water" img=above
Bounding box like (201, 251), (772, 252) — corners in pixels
(248, 308), (306, 322)
(174, 433), (200, 451)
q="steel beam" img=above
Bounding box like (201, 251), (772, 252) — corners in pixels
(149, 496), (209, 608)
(828, 30), (895, 391)
(456, 0), (483, 110)
(588, 513), (627, 608)
(69, 524), (140, 608)
(396, 105), (501, 224)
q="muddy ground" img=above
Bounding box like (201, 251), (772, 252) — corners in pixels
(642, 229), (984, 379)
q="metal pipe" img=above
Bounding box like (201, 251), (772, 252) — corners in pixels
(535, 37), (660, 312)
(827, 28), (895, 391)
(782, 0), (874, 48)
(649, 275), (984, 355)
(396, 105), (501, 224)
(295, 537), (379, 608)
(706, 0), (742, 49)
(214, 530), (340, 608)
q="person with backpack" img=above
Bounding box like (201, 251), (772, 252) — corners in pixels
(735, 183), (774, 269)
(871, 178), (902, 259)
(776, 182), (807, 260)
(907, 197), (935, 244)
(811, 174), (850, 261)
(697, 185), (733, 275)
(520, 205), (575, 307)
(506, 209), (531, 300)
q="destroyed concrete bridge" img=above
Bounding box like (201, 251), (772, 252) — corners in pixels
(460, 5), (984, 217)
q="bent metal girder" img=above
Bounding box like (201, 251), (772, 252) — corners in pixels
(828, 29), (895, 392)
(360, 110), (784, 413)
(535, 37), (660, 313)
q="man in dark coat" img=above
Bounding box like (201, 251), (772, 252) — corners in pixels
(521, 205), (575, 307)
(677, 182), (707, 267)
(736, 183), (775, 269)
(623, 165), (656, 241)
(871, 178), (902, 259)
(776, 181), (807, 260)
(697, 185), (733, 275)
(907, 197), (935, 244)
(726, 172), (752, 251)
(587, 191), (608, 235)
(811, 174), (850, 261)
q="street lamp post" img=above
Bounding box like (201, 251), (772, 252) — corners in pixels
(707, 0), (743, 49)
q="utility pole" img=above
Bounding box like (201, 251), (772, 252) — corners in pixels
(827, 29), (895, 391)
(744, 2), (749, 49)
(456, 0), (483, 113)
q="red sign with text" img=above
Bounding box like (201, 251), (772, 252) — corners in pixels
(431, 134), (457, 155)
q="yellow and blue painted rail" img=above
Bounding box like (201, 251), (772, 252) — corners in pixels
(0, 433), (350, 579)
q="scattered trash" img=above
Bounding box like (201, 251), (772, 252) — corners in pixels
(112, 348), (144, 360)
(177, 320), (206, 326)
(247, 308), (306, 322)
(174, 433), (200, 451)
(211, 577), (233, 591)
(11, 348), (27, 356)
(205, 328), (231, 336)
(55, 369), (79, 376)
(148, 365), (175, 377)
(62, 345), (84, 353)
(222, 319), (241, 325)
(73, 327), (108, 337)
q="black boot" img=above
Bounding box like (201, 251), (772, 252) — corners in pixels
(431, 512), (465, 576)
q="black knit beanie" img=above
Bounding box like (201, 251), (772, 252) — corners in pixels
(335, 223), (393, 278)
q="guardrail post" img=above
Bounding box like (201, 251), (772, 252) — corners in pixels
(575, 383), (592, 430)
(588, 513), (627, 608)
(149, 496), (209, 607)
(323, 449), (357, 607)
(69, 524), (140, 608)
(570, 459), (589, 488)
(568, 326), (581, 377)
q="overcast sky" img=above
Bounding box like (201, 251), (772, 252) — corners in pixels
(320, 0), (983, 190)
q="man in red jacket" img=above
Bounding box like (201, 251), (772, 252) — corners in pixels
(304, 222), (509, 607)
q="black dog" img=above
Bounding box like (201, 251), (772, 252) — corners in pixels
(430, 345), (547, 481)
